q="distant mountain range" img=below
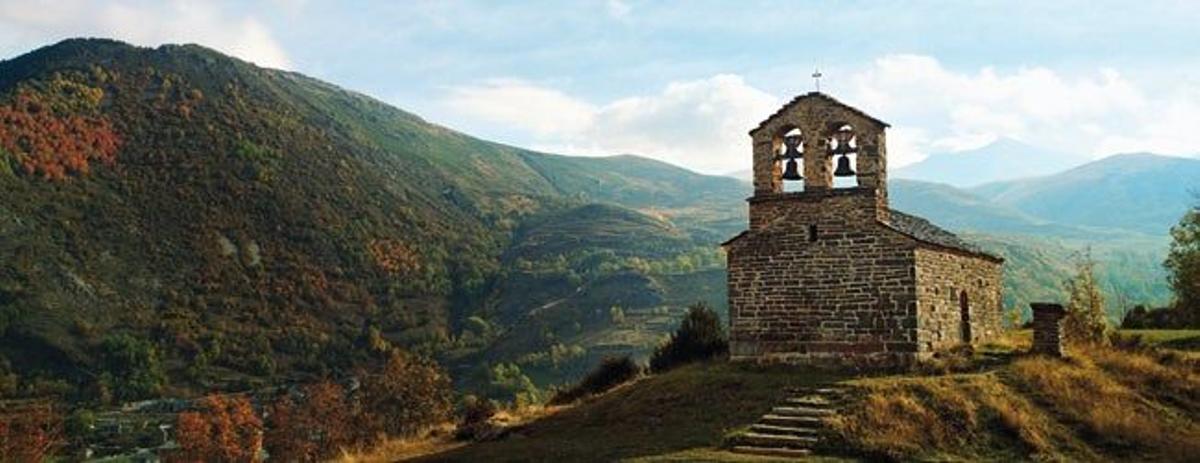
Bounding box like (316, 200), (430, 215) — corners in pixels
(723, 149), (1196, 316)
(893, 137), (1093, 187)
(0, 39), (1192, 400)
(972, 153), (1200, 235)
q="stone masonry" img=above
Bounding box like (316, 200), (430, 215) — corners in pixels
(724, 92), (1004, 366)
(1030, 303), (1066, 357)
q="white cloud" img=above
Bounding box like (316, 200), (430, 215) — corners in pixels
(447, 54), (1200, 174)
(845, 54), (1199, 165)
(445, 79), (596, 136)
(0, 0), (290, 69)
(446, 75), (779, 174)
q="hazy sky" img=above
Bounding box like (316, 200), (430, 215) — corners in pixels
(2, 0), (1199, 173)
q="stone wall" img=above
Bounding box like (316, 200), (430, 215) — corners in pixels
(1030, 303), (1066, 357)
(749, 187), (888, 231)
(913, 248), (1004, 353)
(732, 91), (1003, 367)
(750, 93), (887, 203)
(727, 189), (919, 365)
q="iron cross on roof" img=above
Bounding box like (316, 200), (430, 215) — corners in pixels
(812, 68), (823, 92)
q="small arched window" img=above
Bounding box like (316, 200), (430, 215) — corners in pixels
(776, 127), (804, 192)
(831, 124), (858, 188)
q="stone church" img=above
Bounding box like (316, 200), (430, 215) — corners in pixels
(723, 92), (1003, 366)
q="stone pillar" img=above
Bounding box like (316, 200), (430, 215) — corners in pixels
(803, 128), (832, 191)
(1030, 303), (1066, 357)
(751, 134), (780, 196)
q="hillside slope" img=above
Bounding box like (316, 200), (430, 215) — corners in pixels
(411, 339), (1200, 462)
(972, 153), (1200, 235)
(0, 39), (743, 394)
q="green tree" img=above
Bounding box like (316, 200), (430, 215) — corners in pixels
(1165, 203), (1200, 326)
(1062, 252), (1110, 345)
(482, 362), (542, 407)
(650, 302), (728, 373)
(98, 334), (166, 401)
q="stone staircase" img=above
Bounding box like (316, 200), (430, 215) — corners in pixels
(726, 385), (845, 459)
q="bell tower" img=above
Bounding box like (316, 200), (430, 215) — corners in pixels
(724, 91), (1004, 367)
(746, 92), (890, 228)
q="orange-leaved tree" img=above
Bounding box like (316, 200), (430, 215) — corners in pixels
(0, 86), (121, 181)
(0, 401), (64, 462)
(173, 394), (262, 462)
(358, 349), (453, 439)
(264, 380), (356, 462)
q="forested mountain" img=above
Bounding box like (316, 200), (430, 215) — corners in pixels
(0, 39), (741, 397)
(0, 39), (1185, 400)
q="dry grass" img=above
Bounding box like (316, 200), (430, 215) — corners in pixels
(830, 340), (1200, 461)
(1088, 346), (1200, 412)
(337, 334), (1199, 462)
(1008, 349), (1200, 461)
(333, 405), (563, 463)
(829, 373), (1076, 461)
(333, 434), (464, 463)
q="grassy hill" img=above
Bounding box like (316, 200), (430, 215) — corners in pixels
(393, 334), (1200, 462)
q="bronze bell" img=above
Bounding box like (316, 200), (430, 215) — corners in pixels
(834, 154), (855, 177)
(782, 158), (802, 180)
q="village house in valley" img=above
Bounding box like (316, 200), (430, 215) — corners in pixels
(723, 92), (1004, 366)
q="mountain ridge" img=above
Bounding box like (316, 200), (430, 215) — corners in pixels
(893, 137), (1091, 187)
(0, 39), (1182, 401)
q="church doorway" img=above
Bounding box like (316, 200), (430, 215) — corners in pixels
(959, 291), (971, 343)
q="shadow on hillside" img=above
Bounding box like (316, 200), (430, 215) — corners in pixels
(412, 361), (846, 463)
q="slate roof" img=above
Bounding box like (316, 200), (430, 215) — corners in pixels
(750, 92), (891, 135)
(721, 208), (1002, 263)
(881, 210), (1002, 262)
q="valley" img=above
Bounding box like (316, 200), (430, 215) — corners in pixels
(0, 40), (1195, 463)
(0, 40), (1193, 404)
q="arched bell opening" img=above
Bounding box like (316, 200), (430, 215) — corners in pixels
(774, 126), (804, 192)
(830, 123), (858, 189)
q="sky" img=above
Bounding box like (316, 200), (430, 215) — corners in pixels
(2, 0), (1199, 174)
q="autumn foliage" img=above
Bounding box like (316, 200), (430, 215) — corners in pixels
(265, 381), (355, 462)
(358, 349), (454, 438)
(0, 86), (121, 181)
(173, 395), (263, 462)
(262, 351), (453, 460)
(0, 402), (64, 462)
(368, 239), (421, 275)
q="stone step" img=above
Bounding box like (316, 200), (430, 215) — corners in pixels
(750, 423), (820, 437)
(771, 405), (835, 417)
(785, 386), (844, 395)
(733, 432), (819, 448)
(760, 414), (823, 427)
(784, 396), (835, 407)
(731, 445), (813, 458)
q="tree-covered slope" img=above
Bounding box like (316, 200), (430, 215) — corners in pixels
(0, 39), (740, 396)
(888, 179), (1173, 315)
